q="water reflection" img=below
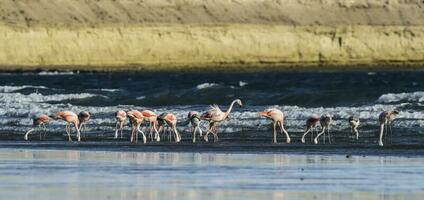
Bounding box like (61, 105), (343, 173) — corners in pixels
(0, 149), (423, 200)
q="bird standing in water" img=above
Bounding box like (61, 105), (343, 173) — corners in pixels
(78, 111), (91, 138)
(258, 108), (291, 144)
(348, 116), (360, 140)
(49, 111), (81, 142)
(115, 110), (127, 139)
(314, 114), (332, 144)
(24, 114), (50, 141)
(157, 112), (181, 142)
(188, 111), (202, 143)
(140, 110), (160, 142)
(126, 110), (146, 143)
(301, 115), (320, 143)
(378, 110), (399, 147)
(201, 99), (243, 143)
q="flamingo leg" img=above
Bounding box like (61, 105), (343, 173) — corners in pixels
(120, 122), (124, 139)
(203, 123), (214, 142)
(301, 128), (311, 144)
(24, 128), (35, 141)
(74, 121), (81, 142)
(327, 126), (331, 144)
(279, 121), (291, 144)
(192, 127), (196, 143)
(114, 122), (119, 139)
(378, 123), (385, 147)
(153, 121), (160, 142)
(137, 123), (147, 143)
(173, 124), (181, 142)
(273, 121), (277, 143)
(65, 123), (72, 141)
(389, 123), (393, 144)
(212, 125), (219, 143)
(130, 124), (135, 143)
(42, 124), (48, 139)
(314, 127), (326, 144)
(149, 122), (154, 141)
(355, 126), (359, 140)
(384, 123), (388, 145)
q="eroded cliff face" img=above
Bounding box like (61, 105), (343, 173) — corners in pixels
(0, 0), (423, 70)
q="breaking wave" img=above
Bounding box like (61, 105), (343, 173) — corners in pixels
(377, 91), (424, 103)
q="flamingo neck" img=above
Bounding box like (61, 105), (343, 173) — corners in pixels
(224, 100), (238, 118)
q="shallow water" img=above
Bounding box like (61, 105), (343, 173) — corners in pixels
(0, 71), (423, 144)
(0, 148), (423, 200)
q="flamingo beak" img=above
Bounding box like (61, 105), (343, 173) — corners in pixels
(258, 111), (267, 117)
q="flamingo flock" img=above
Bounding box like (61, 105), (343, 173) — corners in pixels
(23, 98), (400, 147)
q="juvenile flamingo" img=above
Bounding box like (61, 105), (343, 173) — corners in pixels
(314, 114), (332, 144)
(378, 110), (399, 147)
(49, 111), (81, 142)
(301, 115), (320, 143)
(348, 116), (360, 140)
(157, 113), (181, 142)
(140, 110), (160, 142)
(201, 99), (242, 143)
(24, 114), (50, 141)
(115, 110), (127, 139)
(188, 111), (202, 143)
(126, 110), (146, 143)
(258, 108), (291, 144)
(78, 111), (91, 138)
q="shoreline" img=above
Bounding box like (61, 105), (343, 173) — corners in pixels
(1, 141), (424, 157)
(1, 62), (424, 73)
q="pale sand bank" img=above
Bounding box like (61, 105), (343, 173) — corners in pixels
(0, 0), (424, 70)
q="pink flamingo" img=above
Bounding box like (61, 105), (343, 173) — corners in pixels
(348, 116), (360, 140)
(301, 116), (320, 143)
(314, 114), (332, 144)
(188, 111), (202, 143)
(49, 111), (81, 142)
(78, 111), (91, 138)
(126, 110), (147, 143)
(140, 110), (160, 142)
(157, 112), (181, 142)
(201, 99), (243, 143)
(378, 110), (399, 147)
(115, 110), (127, 139)
(258, 108), (291, 143)
(24, 114), (50, 141)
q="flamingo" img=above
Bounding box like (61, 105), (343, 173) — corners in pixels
(78, 111), (91, 138)
(313, 114), (332, 144)
(115, 110), (127, 139)
(157, 113), (181, 142)
(140, 110), (160, 142)
(188, 111), (202, 143)
(258, 108), (291, 144)
(348, 116), (360, 140)
(49, 111), (81, 142)
(201, 99), (242, 143)
(24, 114), (50, 141)
(126, 110), (147, 143)
(301, 115), (320, 143)
(378, 110), (399, 147)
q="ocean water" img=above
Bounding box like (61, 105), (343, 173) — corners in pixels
(1, 71), (424, 200)
(0, 71), (423, 143)
(0, 148), (423, 200)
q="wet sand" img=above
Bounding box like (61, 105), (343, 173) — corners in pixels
(0, 147), (423, 200)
